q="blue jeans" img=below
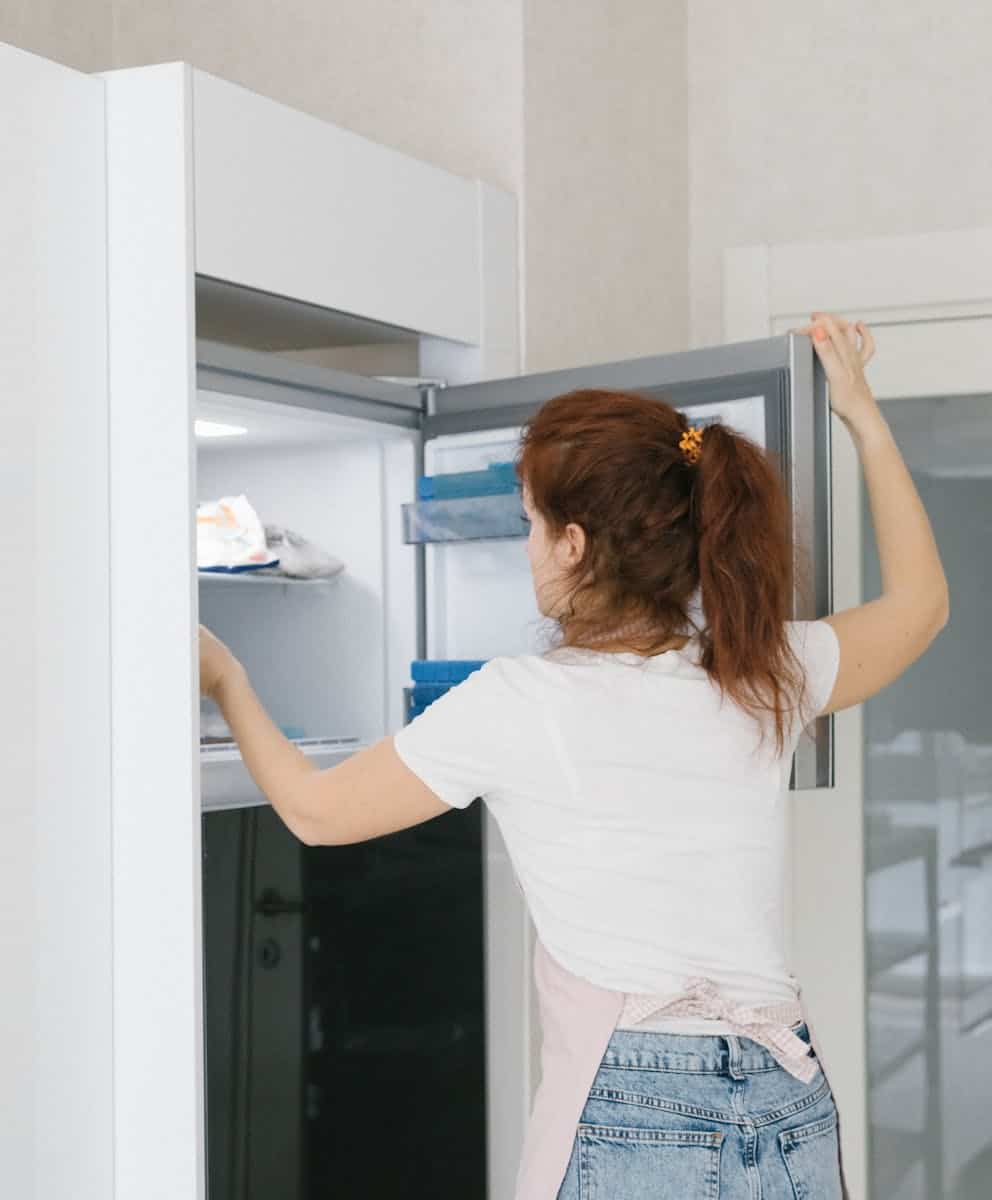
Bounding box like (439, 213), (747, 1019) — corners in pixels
(556, 1023), (842, 1199)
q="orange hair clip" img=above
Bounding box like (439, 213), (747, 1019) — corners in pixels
(679, 425), (704, 465)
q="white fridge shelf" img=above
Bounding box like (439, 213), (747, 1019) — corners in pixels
(200, 735), (366, 811)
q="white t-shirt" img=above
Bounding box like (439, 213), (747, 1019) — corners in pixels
(392, 620), (840, 1030)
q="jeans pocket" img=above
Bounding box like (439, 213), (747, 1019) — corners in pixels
(778, 1110), (843, 1200)
(576, 1125), (723, 1200)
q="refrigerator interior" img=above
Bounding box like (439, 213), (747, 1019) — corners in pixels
(424, 428), (544, 660)
(196, 387), (420, 767)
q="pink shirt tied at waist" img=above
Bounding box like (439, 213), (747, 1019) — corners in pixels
(514, 936), (850, 1200)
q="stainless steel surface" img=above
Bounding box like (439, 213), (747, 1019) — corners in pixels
(427, 334), (797, 421)
(789, 332), (835, 790)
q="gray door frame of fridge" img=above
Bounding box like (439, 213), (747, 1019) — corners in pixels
(426, 333), (834, 791)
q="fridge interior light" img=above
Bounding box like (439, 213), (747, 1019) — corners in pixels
(195, 419), (248, 439)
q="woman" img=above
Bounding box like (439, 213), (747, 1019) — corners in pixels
(200, 312), (949, 1198)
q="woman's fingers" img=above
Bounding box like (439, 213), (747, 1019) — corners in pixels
(856, 320), (876, 365)
(811, 311), (860, 354)
(811, 311), (851, 332)
(809, 322), (844, 374)
(799, 313), (875, 371)
(810, 312), (853, 359)
(812, 312), (852, 366)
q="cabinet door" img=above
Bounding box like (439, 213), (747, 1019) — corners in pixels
(1, 40), (112, 1199)
(428, 334), (833, 790)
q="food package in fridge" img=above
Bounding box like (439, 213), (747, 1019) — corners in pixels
(197, 494), (279, 573)
(257, 524), (346, 580)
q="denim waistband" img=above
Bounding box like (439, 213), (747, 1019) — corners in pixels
(601, 1022), (812, 1075)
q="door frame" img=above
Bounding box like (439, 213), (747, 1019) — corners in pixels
(724, 225), (992, 1200)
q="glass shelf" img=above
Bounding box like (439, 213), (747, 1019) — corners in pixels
(401, 491), (527, 544)
(198, 570), (340, 587)
(200, 735), (365, 811)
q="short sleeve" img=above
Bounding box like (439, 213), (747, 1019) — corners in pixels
(789, 619), (841, 720)
(392, 659), (521, 810)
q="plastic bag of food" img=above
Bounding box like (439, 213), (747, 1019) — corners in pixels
(259, 525), (345, 580)
(197, 495), (279, 573)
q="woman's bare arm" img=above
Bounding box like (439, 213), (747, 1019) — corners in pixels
(800, 313), (950, 715)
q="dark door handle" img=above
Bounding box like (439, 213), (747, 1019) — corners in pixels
(254, 887), (307, 917)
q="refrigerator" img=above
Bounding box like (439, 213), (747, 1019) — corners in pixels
(193, 324), (833, 1200)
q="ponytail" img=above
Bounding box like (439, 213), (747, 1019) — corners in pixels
(690, 420), (811, 756)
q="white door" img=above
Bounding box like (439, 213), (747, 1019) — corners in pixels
(0, 40), (113, 1200)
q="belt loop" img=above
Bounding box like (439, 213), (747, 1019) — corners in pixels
(725, 1034), (745, 1080)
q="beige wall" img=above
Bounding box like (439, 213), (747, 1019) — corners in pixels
(3, 0), (111, 71)
(687, 0), (992, 346)
(522, 1), (688, 371)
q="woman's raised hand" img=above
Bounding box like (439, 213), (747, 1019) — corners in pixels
(796, 312), (877, 429)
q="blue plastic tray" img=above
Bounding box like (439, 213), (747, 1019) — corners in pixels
(410, 660), (487, 684)
(418, 461), (518, 500)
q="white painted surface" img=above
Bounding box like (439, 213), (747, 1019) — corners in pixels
(192, 68), (484, 345)
(725, 224), (992, 1200)
(104, 62), (204, 1200)
(0, 40), (112, 1200)
(726, 228), (992, 340)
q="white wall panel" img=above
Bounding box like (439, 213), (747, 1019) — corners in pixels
(0, 40), (112, 1200)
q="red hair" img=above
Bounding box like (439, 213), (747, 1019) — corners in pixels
(516, 388), (813, 757)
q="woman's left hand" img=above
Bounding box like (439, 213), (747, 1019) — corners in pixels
(199, 624), (240, 703)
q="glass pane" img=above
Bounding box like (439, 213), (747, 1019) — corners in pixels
(863, 393), (992, 1200)
(202, 802), (486, 1199)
